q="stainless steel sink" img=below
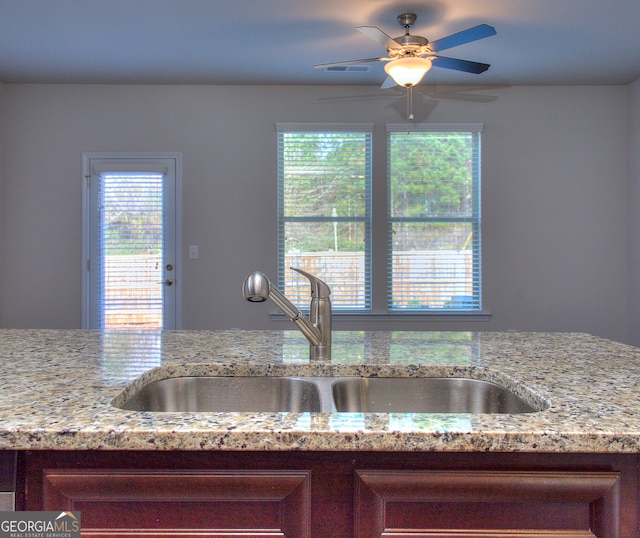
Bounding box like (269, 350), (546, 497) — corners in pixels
(117, 376), (322, 413)
(115, 375), (541, 414)
(331, 377), (538, 414)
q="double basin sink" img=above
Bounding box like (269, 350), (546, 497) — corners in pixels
(115, 375), (543, 414)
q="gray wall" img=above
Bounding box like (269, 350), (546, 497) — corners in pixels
(629, 79), (640, 346)
(0, 83), (3, 316)
(0, 83), (634, 343)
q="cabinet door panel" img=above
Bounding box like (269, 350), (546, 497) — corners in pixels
(42, 470), (310, 537)
(386, 501), (589, 529)
(354, 470), (620, 537)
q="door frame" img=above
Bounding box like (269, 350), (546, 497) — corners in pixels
(81, 152), (182, 329)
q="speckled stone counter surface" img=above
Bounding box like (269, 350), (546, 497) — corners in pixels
(0, 329), (639, 453)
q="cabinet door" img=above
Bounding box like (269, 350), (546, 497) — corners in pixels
(42, 469), (310, 537)
(354, 469), (622, 537)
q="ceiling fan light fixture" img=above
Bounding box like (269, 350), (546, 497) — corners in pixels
(384, 56), (433, 87)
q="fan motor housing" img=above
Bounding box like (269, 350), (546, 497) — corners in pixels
(393, 13), (429, 52)
(394, 34), (429, 48)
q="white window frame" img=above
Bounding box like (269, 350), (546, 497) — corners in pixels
(386, 123), (483, 315)
(276, 123), (373, 311)
(275, 123), (489, 321)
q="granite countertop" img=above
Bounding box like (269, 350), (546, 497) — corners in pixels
(0, 329), (638, 453)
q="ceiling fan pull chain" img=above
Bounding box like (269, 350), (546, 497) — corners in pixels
(407, 86), (415, 121)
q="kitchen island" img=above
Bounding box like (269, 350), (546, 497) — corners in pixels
(2, 329), (639, 535)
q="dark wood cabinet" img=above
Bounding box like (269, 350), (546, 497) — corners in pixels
(355, 469), (625, 536)
(22, 451), (639, 537)
(42, 469), (310, 537)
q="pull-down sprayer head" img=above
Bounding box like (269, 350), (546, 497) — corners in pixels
(243, 271), (271, 302)
(243, 270), (307, 325)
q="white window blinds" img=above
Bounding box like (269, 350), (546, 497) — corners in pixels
(92, 171), (165, 328)
(276, 124), (372, 310)
(387, 124), (482, 311)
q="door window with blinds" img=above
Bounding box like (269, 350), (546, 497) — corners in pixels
(276, 123), (372, 310)
(387, 124), (482, 311)
(82, 153), (182, 329)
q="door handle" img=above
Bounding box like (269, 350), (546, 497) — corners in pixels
(158, 279), (174, 286)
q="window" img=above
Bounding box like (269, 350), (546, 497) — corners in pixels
(276, 123), (372, 310)
(276, 123), (482, 315)
(387, 124), (482, 311)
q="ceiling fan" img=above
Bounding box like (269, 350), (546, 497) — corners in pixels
(314, 13), (496, 89)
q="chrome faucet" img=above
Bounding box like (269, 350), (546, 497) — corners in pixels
(243, 267), (332, 361)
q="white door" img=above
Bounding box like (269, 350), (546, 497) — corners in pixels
(82, 153), (182, 329)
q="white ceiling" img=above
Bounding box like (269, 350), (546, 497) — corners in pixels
(0, 0), (639, 86)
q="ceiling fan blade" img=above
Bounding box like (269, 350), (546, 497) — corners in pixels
(357, 26), (403, 50)
(429, 24), (496, 52)
(430, 55), (491, 74)
(380, 75), (397, 89)
(313, 57), (388, 69)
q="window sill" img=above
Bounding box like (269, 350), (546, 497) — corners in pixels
(269, 311), (492, 323)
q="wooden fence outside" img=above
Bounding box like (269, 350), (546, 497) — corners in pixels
(286, 250), (473, 309)
(102, 250), (473, 328)
(103, 254), (163, 329)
